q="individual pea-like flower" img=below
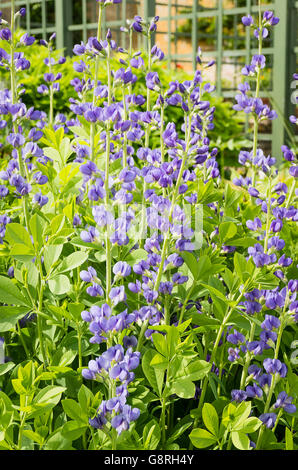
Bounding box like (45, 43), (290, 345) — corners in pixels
(80, 266), (97, 282)
(274, 392), (296, 414)
(111, 405), (140, 435)
(227, 329), (246, 345)
(246, 217), (262, 231)
(263, 358), (287, 377)
(263, 11), (280, 26)
(109, 285), (126, 306)
(113, 261), (131, 278)
(33, 192), (48, 207)
(259, 413), (277, 429)
(73, 214), (82, 227)
(231, 389), (247, 403)
(242, 15), (254, 27)
(92, 206), (114, 227)
(245, 383), (263, 399)
(172, 272), (188, 284)
(227, 347), (240, 363)
(20, 33), (35, 46)
(86, 282), (104, 298)
(261, 315), (281, 331)
(145, 72), (161, 91)
(80, 225), (99, 243)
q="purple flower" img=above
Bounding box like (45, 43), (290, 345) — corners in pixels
(113, 261), (131, 278)
(109, 286), (126, 306)
(242, 15), (254, 26)
(261, 315), (281, 331)
(274, 392), (296, 414)
(259, 413), (277, 429)
(231, 390), (247, 403)
(80, 226), (99, 243)
(80, 266), (97, 282)
(111, 405), (140, 435)
(263, 358), (287, 377)
(245, 383), (263, 399)
(20, 33), (35, 46)
(86, 283), (104, 297)
(146, 72), (160, 91)
(227, 329), (246, 345)
(0, 28), (11, 41)
(246, 217), (262, 231)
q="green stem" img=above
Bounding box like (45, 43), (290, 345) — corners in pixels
(153, 111), (193, 294)
(18, 404), (27, 449)
(164, 295), (170, 325)
(122, 88), (128, 168)
(90, 5), (103, 162)
(239, 322), (256, 389)
(285, 179), (297, 209)
(136, 319), (149, 352)
(17, 321), (30, 358)
(77, 325), (82, 370)
(104, 42), (112, 303)
(194, 281), (250, 426)
(263, 175), (272, 254)
(255, 374), (276, 450)
(256, 291), (289, 449)
(10, 1), (31, 232)
(251, 0), (263, 188)
(178, 282), (195, 325)
(161, 395), (167, 447)
(36, 258), (48, 367)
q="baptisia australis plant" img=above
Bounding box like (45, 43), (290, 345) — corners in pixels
(0, 0), (297, 452)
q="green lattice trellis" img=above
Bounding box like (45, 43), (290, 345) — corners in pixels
(0, 0), (297, 160)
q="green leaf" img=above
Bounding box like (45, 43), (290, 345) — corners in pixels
(202, 403), (219, 437)
(44, 430), (73, 450)
(189, 428), (217, 449)
(61, 421), (87, 441)
(29, 213), (45, 249)
(0, 362), (15, 376)
(180, 252), (199, 279)
(0, 306), (30, 331)
(285, 427), (294, 450)
(78, 385), (94, 411)
(200, 283), (228, 303)
(233, 252), (254, 282)
(69, 125), (90, 140)
(167, 417), (192, 444)
(5, 223), (32, 247)
(142, 419), (161, 450)
(54, 251), (88, 275)
(0, 277), (30, 306)
(22, 430), (44, 446)
(228, 237), (257, 248)
(149, 335), (167, 357)
(62, 399), (88, 425)
(124, 248), (148, 266)
(10, 243), (35, 262)
(48, 275), (71, 295)
(231, 431), (250, 450)
(142, 349), (164, 397)
(219, 222), (237, 242)
(44, 245), (63, 273)
(170, 379), (195, 399)
(254, 272), (279, 289)
(150, 352), (168, 371)
(27, 386), (66, 419)
(233, 417), (261, 433)
(68, 303), (85, 322)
